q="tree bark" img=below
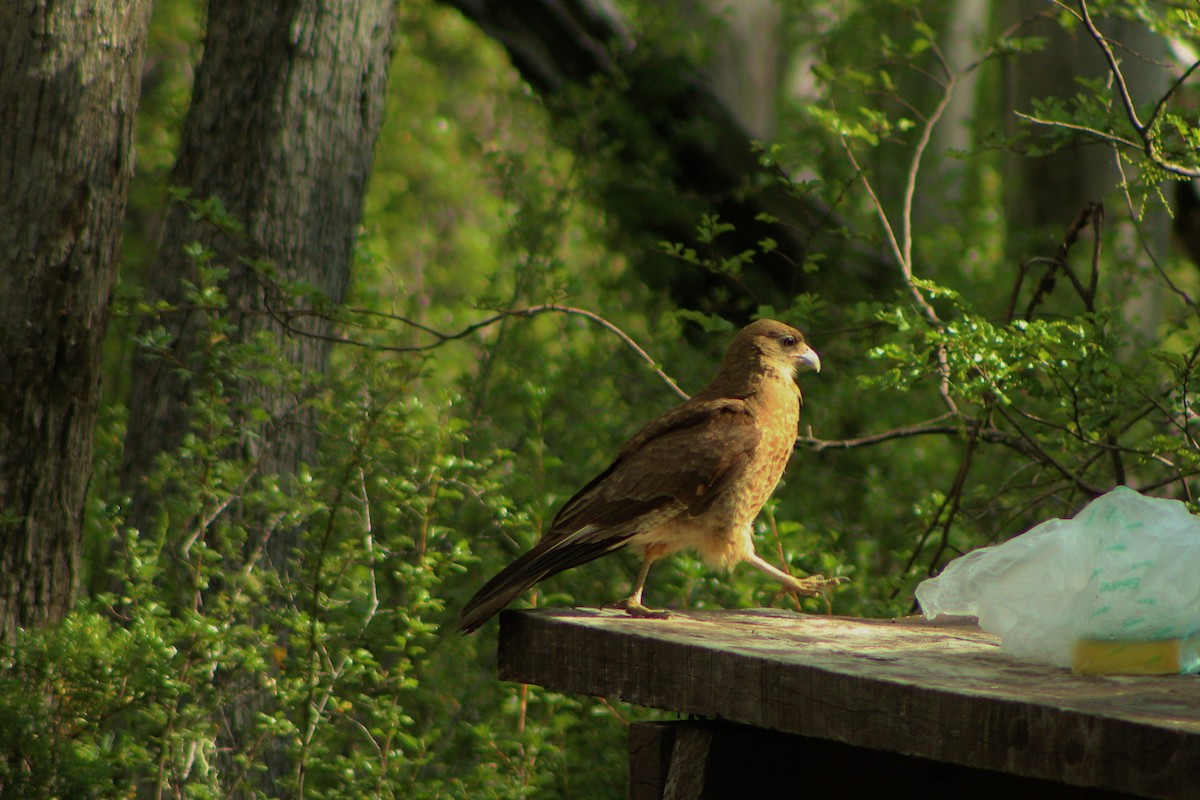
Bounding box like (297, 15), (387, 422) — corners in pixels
(122, 0), (398, 535)
(0, 0), (153, 641)
(119, 3), (397, 793)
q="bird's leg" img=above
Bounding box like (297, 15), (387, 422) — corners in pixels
(605, 547), (672, 620)
(746, 553), (848, 598)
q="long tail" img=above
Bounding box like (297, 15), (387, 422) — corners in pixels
(457, 533), (623, 633)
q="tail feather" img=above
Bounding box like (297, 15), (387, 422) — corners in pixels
(457, 534), (627, 633)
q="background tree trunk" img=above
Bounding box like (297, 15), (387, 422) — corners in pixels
(999, 1), (1168, 241)
(121, 0), (398, 543)
(701, 0), (784, 142)
(442, 0), (894, 318)
(119, 2), (398, 793)
(0, 0), (153, 642)
(998, 0), (1169, 333)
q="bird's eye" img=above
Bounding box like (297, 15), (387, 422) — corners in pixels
(780, 335), (797, 348)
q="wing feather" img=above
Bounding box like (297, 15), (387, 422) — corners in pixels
(550, 397), (760, 540)
(457, 396), (764, 633)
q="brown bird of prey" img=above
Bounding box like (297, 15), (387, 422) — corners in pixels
(458, 319), (842, 633)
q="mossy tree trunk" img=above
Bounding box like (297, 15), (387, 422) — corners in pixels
(121, 0), (397, 543)
(119, 1), (398, 793)
(0, 0), (153, 642)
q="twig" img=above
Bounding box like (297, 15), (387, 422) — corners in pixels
(260, 300), (691, 401)
(993, 404), (1106, 496)
(1112, 151), (1200, 314)
(1017, 203), (1102, 321)
(1147, 58), (1200, 137)
(797, 414), (1002, 452)
(1077, 0), (1144, 135)
(924, 417), (982, 578)
(1013, 111), (1140, 151)
(1025, 0), (1200, 178)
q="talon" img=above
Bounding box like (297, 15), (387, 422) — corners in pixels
(605, 598), (672, 619)
(784, 574), (849, 597)
(627, 603), (673, 620)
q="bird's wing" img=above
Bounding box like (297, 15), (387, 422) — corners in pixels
(549, 396), (761, 543)
(457, 397), (763, 633)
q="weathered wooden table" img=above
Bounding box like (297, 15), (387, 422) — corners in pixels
(498, 608), (1200, 799)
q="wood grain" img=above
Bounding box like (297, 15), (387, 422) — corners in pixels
(498, 607), (1200, 799)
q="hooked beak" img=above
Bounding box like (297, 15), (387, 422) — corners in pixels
(797, 345), (821, 373)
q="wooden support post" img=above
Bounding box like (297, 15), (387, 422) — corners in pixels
(629, 722), (676, 800)
(631, 719), (1146, 800)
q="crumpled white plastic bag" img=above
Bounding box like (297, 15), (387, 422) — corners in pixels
(916, 486), (1200, 669)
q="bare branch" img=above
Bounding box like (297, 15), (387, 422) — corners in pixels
(1018, 203), (1103, 321)
(1147, 58), (1200, 137)
(838, 124), (958, 415)
(1022, 1), (1200, 178)
(262, 299), (691, 401)
(993, 404), (1107, 496)
(798, 415), (1017, 452)
(923, 418), (982, 577)
(1077, 0), (1144, 135)
(1012, 111), (1141, 150)
(1112, 152), (1200, 314)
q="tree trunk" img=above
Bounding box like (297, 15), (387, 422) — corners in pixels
(998, 1), (1169, 332)
(441, 0), (894, 318)
(701, 0), (784, 142)
(0, 0), (153, 641)
(122, 0), (397, 535)
(119, 1), (397, 793)
(999, 1), (1167, 241)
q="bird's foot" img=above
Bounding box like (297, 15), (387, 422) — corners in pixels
(604, 598), (673, 620)
(782, 574), (849, 598)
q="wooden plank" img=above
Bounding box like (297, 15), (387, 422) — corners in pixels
(498, 608), (1200, 800)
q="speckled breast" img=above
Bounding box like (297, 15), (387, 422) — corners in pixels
(715, 379), (801, 530)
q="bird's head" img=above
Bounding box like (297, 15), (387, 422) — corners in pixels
(724, 319), (821, 382)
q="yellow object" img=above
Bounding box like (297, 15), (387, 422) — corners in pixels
(1072, 636), (1200, 675)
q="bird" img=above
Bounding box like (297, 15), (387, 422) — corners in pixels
(458, 319), (843, 633)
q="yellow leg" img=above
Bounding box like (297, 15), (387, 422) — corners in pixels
(607, 546), (672, 619)
(746, 553), (848, 597)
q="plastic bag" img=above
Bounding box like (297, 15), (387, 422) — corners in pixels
(916, 486), (1200, 672)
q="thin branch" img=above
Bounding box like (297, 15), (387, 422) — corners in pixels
(1139, 469), (1200, 495)
(924, 417), (983, 578)
(1005, 259), (1031, 325)
(1147, 58), (1200, 137)
(891, 416), (984, 597)
(993, 404), (1106, 496)
(263, 301), (690, 401)
(839, 129), (957, 414)
(1013, 111), (1141, 150)
(1112, 151), (1200, 314)
(798, 415), (1017, 452)
(1027, 0), (1200, 178)
(1134, 381), (1200, 453)
(900, 74), (956, 289)
(1077, 0), (1144, 135)
(1020, 203), (1102, 320)
(838, 136), (906, 277)
(1087, 202), (1102, 302)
